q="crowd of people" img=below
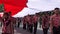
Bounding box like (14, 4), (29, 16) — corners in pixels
(0, 8), (60, 34)
(22, 14), (39, 34)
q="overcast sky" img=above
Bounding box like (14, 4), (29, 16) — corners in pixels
(13, 0), (60, 17)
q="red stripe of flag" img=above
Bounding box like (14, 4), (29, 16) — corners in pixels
(0, 0), (28, 16)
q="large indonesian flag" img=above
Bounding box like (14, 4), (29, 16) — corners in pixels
(0, 0), (28, 17)
(0, 0), (60, 17)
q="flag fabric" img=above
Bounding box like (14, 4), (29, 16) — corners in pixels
(0, 0), (60, 17)
(0, 0), (28, 16)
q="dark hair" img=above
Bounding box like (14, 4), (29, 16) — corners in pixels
(54, 8), (59, 10)
(4, 12), (8, 15)
(9, 12), (11, 14)
(8, 11), (11, 15)
(3, 12), (9, 20)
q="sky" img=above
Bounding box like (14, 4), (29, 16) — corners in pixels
(12, 0), (60, 17)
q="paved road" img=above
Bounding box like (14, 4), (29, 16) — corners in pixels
(0, 27), (50, 34)
(0, 23), (50, 34)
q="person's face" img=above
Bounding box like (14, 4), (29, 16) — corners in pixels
(4, 14), (9, 19)
(54, 9), (59, 14)
(5, 15), (8, 18)
(42, 15), (45, 17)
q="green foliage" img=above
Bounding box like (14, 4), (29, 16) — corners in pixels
(0, 4), (4, 12)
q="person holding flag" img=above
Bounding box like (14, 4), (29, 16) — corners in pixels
(2, 12), (14, 34)
(29, 15), (33, 33)
(42, 13), (49, 34)
(33, 13), (39, 34)
(50, 8), (60, 34)
(23, 16), (27, 30)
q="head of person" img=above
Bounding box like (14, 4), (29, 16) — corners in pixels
(27, 14), (30, 17)
(8, 11), (11, 16)
(45, 13), (49, 18)
(54, 8), (60, 14)
(36, 13), (40, 17)
(45, 13), (49, 16)
(34, 13), (38, 17)
(42, 14), (45, 18)
(3, 12), (9, 19)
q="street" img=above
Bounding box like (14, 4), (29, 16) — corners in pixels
(0, 23), (50, 34)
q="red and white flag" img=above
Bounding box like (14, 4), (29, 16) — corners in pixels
(0, 0), (60, 17)
(0, 0), (28, 17)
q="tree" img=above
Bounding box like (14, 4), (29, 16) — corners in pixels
(0, 4), (4, 12)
